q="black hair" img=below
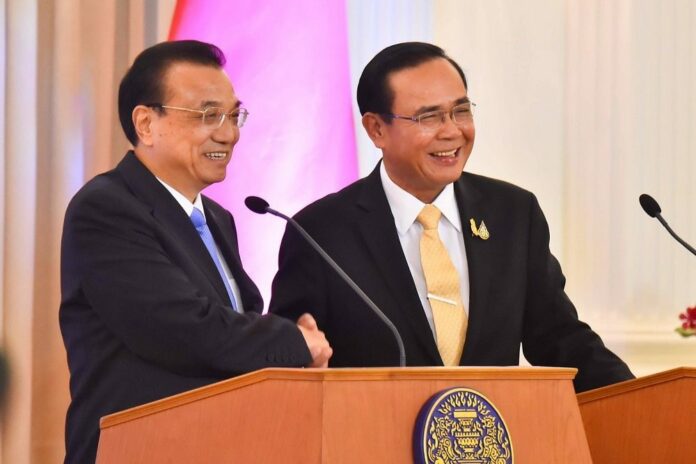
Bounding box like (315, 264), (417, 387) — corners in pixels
(356, 42), (468, 119)
(118, 40), (226, 145)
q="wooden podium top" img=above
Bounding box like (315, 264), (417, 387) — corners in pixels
(577, 366), (696, 403)
(101, 366), (576, 429)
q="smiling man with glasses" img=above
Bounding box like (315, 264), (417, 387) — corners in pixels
(270, 42), (633, 393)
(59, 40), (332, 464)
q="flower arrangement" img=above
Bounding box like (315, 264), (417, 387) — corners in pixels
(676, 305), (696, 337)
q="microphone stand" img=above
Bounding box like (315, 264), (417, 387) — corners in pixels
(248, 198), (407, 367)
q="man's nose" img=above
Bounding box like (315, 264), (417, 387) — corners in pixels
(437, 112), (461, 137)
(212, 116), (239, 143)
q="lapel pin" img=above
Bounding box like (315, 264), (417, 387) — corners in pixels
(469, 218), (490, 240)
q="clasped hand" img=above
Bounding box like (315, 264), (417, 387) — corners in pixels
(296, 313), (332, 368)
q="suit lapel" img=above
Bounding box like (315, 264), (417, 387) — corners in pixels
(356, 166), (442, 363)
(116, 152), (232, 306)
(453, 175), (495, 364)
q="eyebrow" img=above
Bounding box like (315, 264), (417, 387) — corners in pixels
(199, 99), (242, 109)
(414, 96), (470, 115)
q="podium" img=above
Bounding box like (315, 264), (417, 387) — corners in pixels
(578, 366), (696, 463)
(97, 367), (592, 463)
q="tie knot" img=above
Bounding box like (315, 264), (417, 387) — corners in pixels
(190, 207), (206, 229)
(417, 204), (442, 230)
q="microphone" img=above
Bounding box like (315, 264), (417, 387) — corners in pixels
(639, 194), (696, 256)
(638, 194), (660, 218)
(245, 196), (407, 367)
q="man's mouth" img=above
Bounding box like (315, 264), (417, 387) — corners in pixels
(429, 148), (459, 158)
(204, 151), (228, 160)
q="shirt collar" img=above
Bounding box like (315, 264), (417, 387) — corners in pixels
(380, 162), (462, 235)
(156, 178), (205, 218)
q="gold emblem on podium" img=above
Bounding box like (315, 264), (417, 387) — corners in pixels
(414, 388), (513, 463)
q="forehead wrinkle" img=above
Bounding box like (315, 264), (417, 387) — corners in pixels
(163, 63), (237, 108)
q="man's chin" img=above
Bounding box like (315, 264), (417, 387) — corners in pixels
(199, 174), (227, 190)
(435, 165), (466, 185)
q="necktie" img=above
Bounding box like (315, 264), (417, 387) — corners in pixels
(190, 207), (239, 312)
(416, 204), (467, 366)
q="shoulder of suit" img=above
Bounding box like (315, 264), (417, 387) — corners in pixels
(67, 150), (150, 211)
(66, 150), (169, 221)
(66, 165), (127, 212)
(459, 171), (535, 200)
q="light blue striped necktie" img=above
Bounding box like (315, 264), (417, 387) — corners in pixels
(190, 207), (239, 312)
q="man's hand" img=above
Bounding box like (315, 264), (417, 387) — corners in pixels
(296, 313), (333, 368)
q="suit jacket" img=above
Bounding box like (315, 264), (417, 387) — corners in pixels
(269, 163), (633, 392)
(60, 152), (311, 464)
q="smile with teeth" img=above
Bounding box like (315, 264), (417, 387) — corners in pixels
(430, 148), (459, 158)
(205, 152), (228, 160)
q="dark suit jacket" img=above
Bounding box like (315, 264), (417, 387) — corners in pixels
(60, 152), (311, 463)
(269, 163), (633, 392)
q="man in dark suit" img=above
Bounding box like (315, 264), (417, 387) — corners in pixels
(269, 42), (633, 392)
(59, 40), (332, 464)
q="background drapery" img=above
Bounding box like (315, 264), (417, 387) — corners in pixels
(1, 1), (694, 462)
(0, 2), (176, 461)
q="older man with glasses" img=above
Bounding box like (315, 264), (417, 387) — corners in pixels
(59, 40), (332, 464)
(269, 42), (633, 393)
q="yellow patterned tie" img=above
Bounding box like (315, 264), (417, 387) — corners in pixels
(417, 204), (467, 366)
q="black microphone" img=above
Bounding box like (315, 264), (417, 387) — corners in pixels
(639, 193), (696, 256)
(245, 196), (407, 367)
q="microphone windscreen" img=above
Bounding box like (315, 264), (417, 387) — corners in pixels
(245, 196), (270, 214)
(639, 194), (661, 217)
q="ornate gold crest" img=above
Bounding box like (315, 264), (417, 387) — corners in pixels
(469, 219), (490, 240)
(414, 388), (513, 464)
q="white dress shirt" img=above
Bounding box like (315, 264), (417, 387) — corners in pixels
(157, 179), (245, 313)
(380, 163), (469, 338)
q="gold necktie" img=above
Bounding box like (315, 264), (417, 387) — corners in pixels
(417, 204), (467, 366)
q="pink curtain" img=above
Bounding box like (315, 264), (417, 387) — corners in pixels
(170, 0), (358, 306)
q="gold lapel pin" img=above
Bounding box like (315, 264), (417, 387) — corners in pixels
(469, 218), (490, 240)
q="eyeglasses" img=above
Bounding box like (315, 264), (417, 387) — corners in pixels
(384, 101), (476, 131)
(147, 104), (249, 129)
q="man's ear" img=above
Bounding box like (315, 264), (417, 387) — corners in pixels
(362, 113), (388, 149)
(132, 105), (155, 147)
